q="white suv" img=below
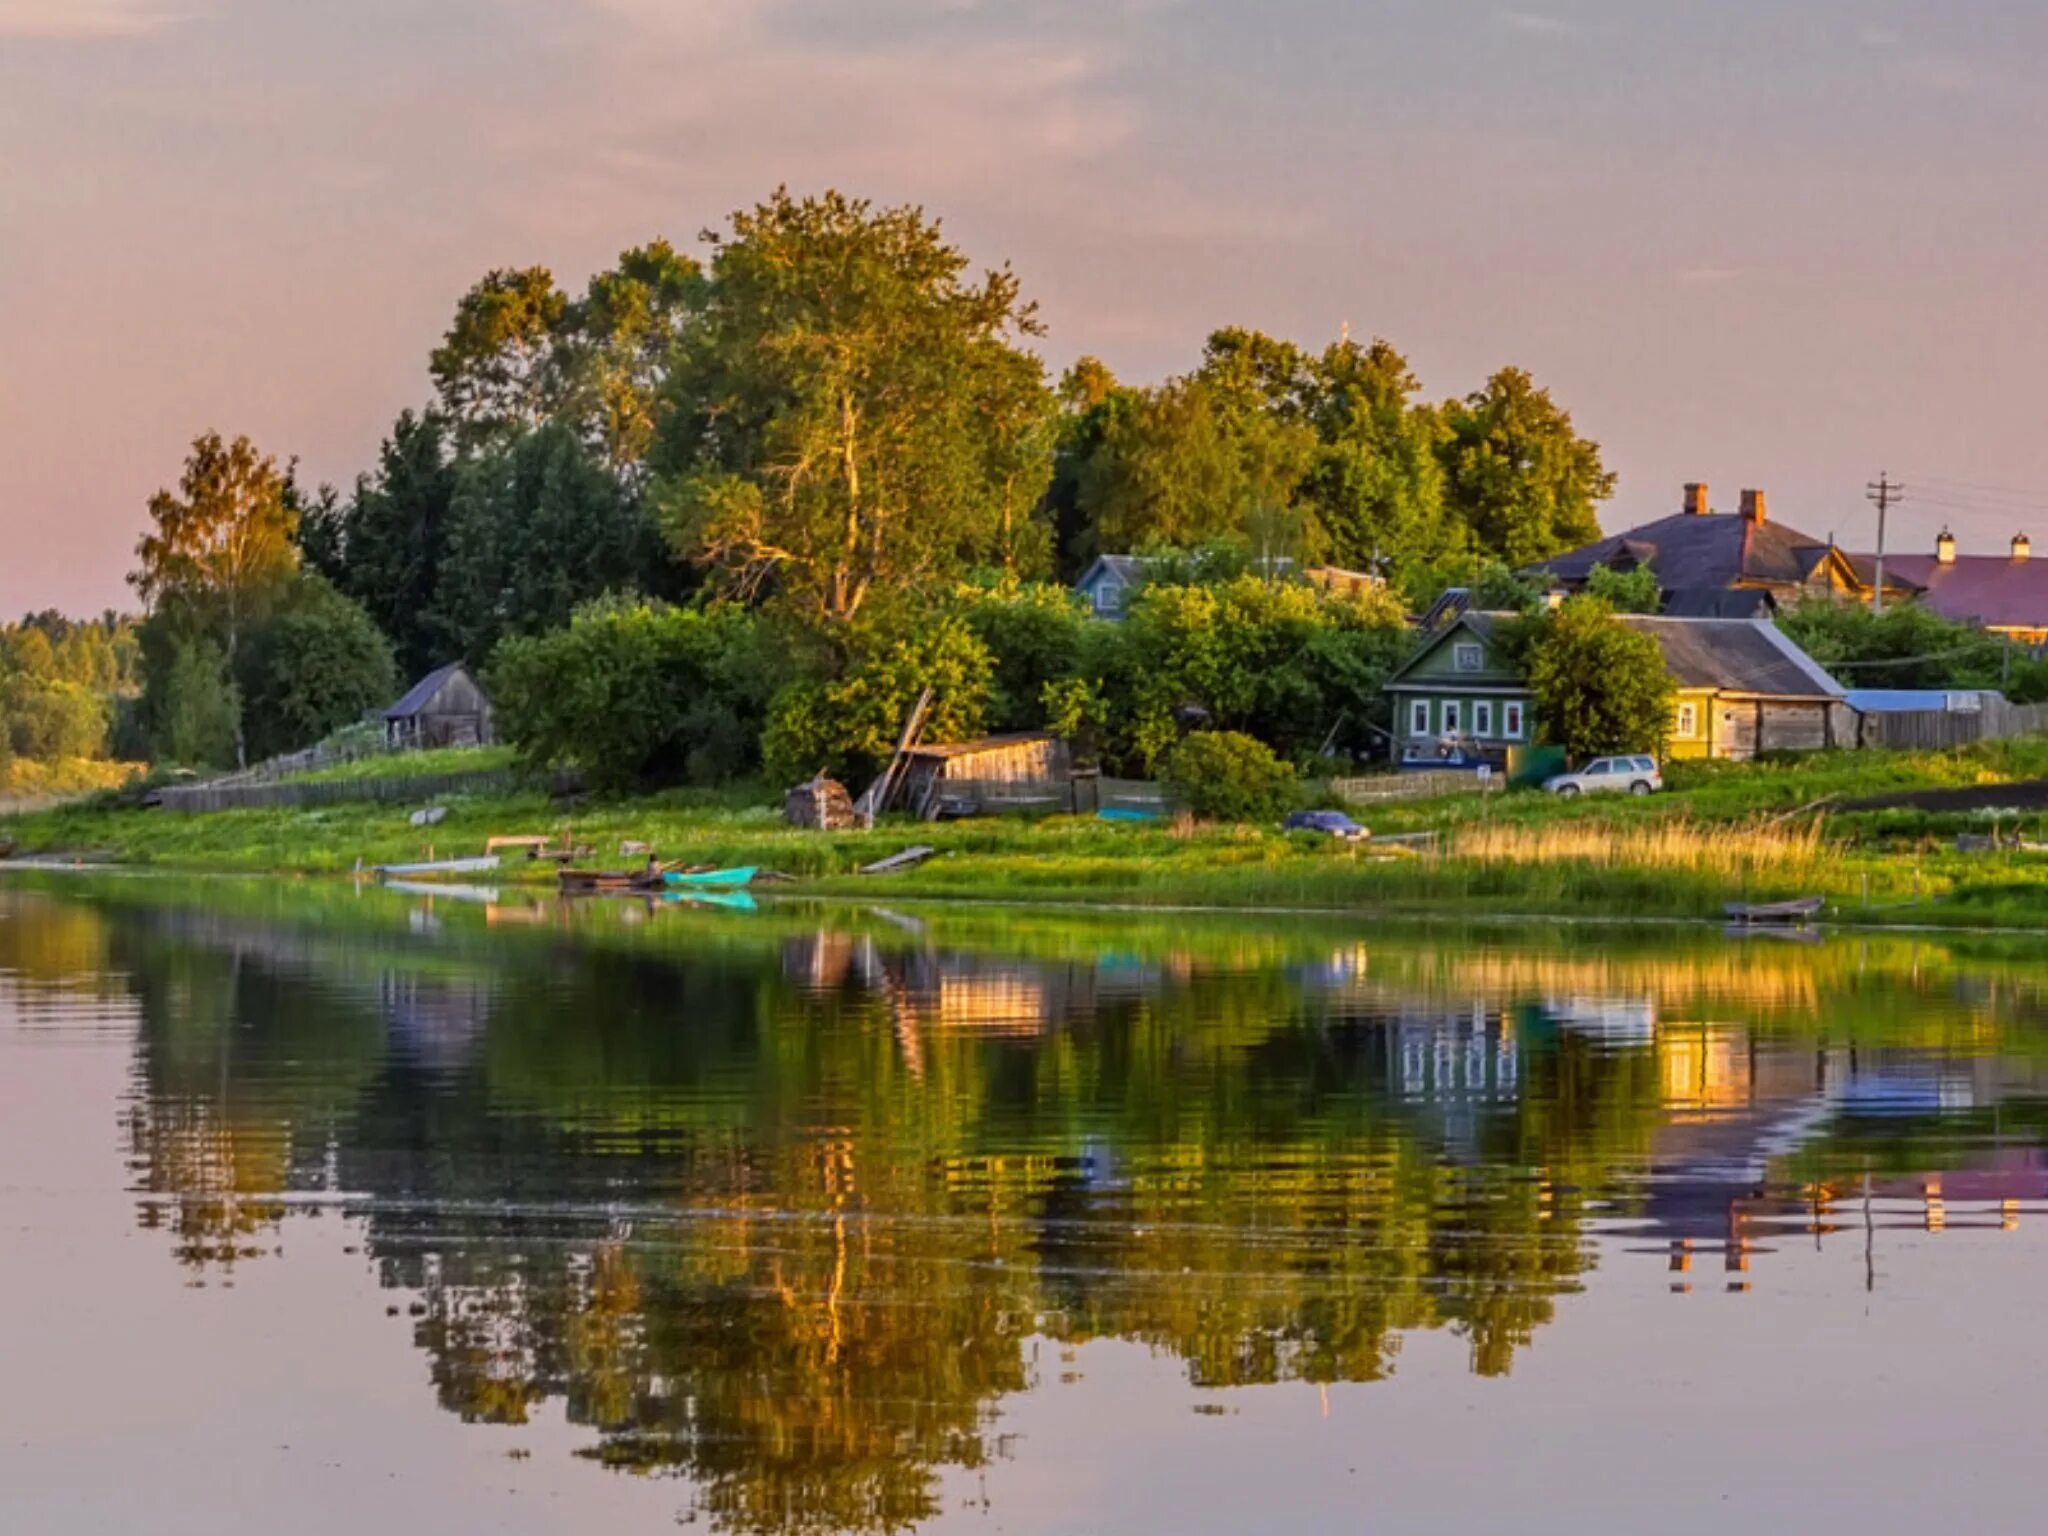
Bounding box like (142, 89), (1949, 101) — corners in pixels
(1543, 755), (1663, 798)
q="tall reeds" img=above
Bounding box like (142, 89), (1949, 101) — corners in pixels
(1447, 815), (1827, 879)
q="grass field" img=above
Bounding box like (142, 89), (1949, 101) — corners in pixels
(11, 740), (2048, 927)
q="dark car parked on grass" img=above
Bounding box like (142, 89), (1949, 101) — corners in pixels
(1283, 810), (1367, 841)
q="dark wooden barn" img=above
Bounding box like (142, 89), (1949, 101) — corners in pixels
(381, 663), (495, 750)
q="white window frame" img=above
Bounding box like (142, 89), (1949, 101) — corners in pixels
(1441, 700), (1463, 735)
(1410, 699), (1430, 736)
(1503, 702), (1525, 740)
(1454, 642), (1485, 674)
(1473, 700), (1495, 738)
(1675, 701), (1699, 737)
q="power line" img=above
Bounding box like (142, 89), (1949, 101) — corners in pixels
(1868, 474), (1904, 615)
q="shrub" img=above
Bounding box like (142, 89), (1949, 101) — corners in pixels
(761, 605), (994, 786)
(491, 599), (771, 792)
(1524, 596), (1675, 760)
(237, 577), (398, 760)
(1162, 730), (1296, 823)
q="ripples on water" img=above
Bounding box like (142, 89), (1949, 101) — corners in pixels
(5, 876), (2048, 1533)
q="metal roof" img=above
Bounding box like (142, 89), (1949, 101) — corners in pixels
(1616, 616), (1845, 699)
(382, 662), (474, 720)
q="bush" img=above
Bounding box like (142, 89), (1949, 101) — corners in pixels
(237, 577), (398, 760)
(1524, 596), (1675, 760)
(491, 599), (771, 792)
(761, 605), (994, 785)
(1161, 730), (1296, 823)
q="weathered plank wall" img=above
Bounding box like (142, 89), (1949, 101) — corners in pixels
(1857, 699), (2048, 751)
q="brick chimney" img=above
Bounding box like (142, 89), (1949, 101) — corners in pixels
(1682, 482), (1710, 517)
(2015, 533), (2032, 562)
(1739, 489), (1768, 525)
(1936, 529), (1957, 565)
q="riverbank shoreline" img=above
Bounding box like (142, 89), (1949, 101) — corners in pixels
(14, 738), (2048, 930)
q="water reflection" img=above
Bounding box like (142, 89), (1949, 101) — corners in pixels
(9, 878), (2048, 1532)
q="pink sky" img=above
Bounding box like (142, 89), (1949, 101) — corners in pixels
(6, 0), (2047, 615)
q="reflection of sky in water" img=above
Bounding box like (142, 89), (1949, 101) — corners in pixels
(6, 878), (2048, 1534)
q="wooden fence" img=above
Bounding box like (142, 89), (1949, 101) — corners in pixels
(1329, 771), (1504, 806)
(156, 767), (579, 814)
(922, 775), (1172, 819)
(1856, 698), (2048, 752)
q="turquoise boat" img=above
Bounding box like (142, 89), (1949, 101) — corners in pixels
(662, 866), (758, 891)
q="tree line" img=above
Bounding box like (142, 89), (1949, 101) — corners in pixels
(0, 612), (140, 779)
(121, 187), (1617, 776)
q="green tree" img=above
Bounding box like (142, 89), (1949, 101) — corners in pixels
(490, 599), (771, 791)
(956, 581), (1090, 732)
(131, 433), (300, 766)
(652, 189), (1055, 625)
(1778, 596), (2003, 691)
(430, 267), (572, 451)
(1105, 577), (1412, 770)
(1584, 562), (1661, 614)
(236, 577), (398, 760)
(1524, 598), (1675, 760)
(150, 635), (242, 768)
(1439, 368), (1614, 566)
(1295, 337), (1458, 579)
(1073, 373), (1316, 563)
(302, 411), (462, 679)
(438, 423), (660, 662)
(761, 604), (994, 785)
(1162, 730), (1297, 823)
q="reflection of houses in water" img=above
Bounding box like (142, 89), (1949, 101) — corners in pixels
(1391, 1008), (1518, 1105)
(377, 972), (495, 1074)
(1613, 1025), (2048, 1284)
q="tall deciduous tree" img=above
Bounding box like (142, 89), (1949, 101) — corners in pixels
(1524, 597), (1675, 760)
(132, 433), (300, 764)
(430, 267), (571, 451)
(1439, 368), (1615, 567)
(652, 189), (1055, 625)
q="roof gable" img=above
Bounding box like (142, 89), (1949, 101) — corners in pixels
(1616, 616), (1845, 698)
(384, 662), (481, 720)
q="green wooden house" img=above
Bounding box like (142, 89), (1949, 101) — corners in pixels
(1383, 613), (1534, 769)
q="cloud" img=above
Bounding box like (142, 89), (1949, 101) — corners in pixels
(0, 0), (193, 38)
(1495, 10), (1571, 37)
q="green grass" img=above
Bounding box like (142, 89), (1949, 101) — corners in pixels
(277, 744), (519, 784)
(13, 737), (2048, 928)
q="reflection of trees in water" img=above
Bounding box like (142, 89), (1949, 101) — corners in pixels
(90, 891), (2048, 1534)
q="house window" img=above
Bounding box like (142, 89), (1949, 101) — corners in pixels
(1410, 699), (1430, 736)
(1503, 702), (1524, 740)
(1474, 701), (1495, 738)
(1454, 643), (1484, 674)
(1675, 701), (1699, 737)
(1441, 700), (1462, 735)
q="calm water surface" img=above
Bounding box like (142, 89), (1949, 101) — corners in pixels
(4, 874), (2048, 1534)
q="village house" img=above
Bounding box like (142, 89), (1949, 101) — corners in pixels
(1383, 612), (1850, 766)
(1857, 531), (2048, 645)
(381, 662), (494, 750)
(1527, 482), (1917, 617)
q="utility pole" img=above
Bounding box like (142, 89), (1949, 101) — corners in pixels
(1867, 474), (1905, 614)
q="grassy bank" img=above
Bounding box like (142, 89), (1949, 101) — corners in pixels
(11, 740), (2048, 926)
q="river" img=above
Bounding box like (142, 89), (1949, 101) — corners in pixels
(2, 872), (2045, 1534)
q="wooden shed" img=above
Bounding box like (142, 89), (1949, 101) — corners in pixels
(892, 733), (1071, 818)
(382, 663), (494, 750)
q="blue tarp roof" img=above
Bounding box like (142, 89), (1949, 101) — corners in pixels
(1844, 689), (1999, 713)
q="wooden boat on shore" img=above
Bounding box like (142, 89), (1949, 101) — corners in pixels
(558, 867), (666, 895)
(662, 866), (758, 891)
(1724, 896), (1825, 926)
(373, 855), (502, 879)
